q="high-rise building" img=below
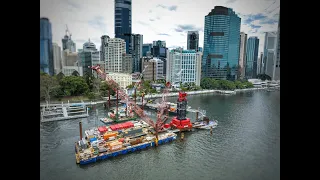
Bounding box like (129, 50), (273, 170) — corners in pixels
(115, 0), (132, 54)
(123, 54), (133, 73)
(245, 37), (259, 79)
(263, 32), (277, 78)
(79, 40), (102, 76)
(40, 17), (54, 75)
(273, 13), (280, 80)
(198, 47), (203, 52)
(187, 31), (199, 51)
(257, 52), (263, 75)
(142, 57), (164, 81)
(52, 43), (62, 74)
(100, 35), (109, 65)
(142, 43), (152, 56)
(62, 50), (78, 66)
(167, 50), (202, 86)
(202, 6), (241, 80)
(238, 32), (247, 79)
(152, 40), (167, 58)
(102, 36), (127, 73)
(61, 27), (76, 53)
(152, 40), (166, 47)
(131, 34), (143, 73)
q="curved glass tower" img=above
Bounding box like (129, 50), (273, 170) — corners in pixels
(202, 6), (241, 80)
(40, 17), (54, 75)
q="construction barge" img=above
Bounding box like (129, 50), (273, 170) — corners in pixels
(75, 121), (177, 165)
(74, 65), (217, 166)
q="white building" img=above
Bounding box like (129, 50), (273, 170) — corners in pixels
(107, 73), (132, 89)
(273, 13), (280, 80)
(61, 66), (83, 76)
(52, 43), (62, 74)
(101, 36), (126, 73)
(166, 49), (202, 86)
(263, 32), (277, 78)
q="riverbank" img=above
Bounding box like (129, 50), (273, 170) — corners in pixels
(40, 87), (270, 105)
(141, 87), (269, 99)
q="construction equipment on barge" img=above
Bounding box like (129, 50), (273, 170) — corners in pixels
(75, 121), (177, 165)
(89, 64), (170, 145)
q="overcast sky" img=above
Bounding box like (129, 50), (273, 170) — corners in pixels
(40, 0), (279, 54)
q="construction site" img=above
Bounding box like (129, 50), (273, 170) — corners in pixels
(74, 64), (218, 165)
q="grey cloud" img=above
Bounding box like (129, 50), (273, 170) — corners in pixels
(137, 21), (149, 26)
(65, 0), (81, 9)
(157, 4), (178, 11)
(156, 17), (161, 20)
(149, 19), (155, 21)
(226, 0), (237, 4)
(88, 16), (107, 33)
(158, 33), (170, 36)
(259, 19), (277, 25)
(174, 24), (203, 32)
(149, 10), (152, 13)
(242, 13), (267, 24)
(250, 25), (262, 29)
(180, 33), (185, 36)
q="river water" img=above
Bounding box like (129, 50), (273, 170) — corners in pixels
(40, 90), (280, 180)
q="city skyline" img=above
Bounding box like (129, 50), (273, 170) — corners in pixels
(40, 0), (279, 54)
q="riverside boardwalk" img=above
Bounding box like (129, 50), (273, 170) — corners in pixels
(40, 101), (91, 123)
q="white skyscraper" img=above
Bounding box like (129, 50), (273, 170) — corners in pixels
(273, 13), (280, 80)
(102, 37), (126, 73)
(263, 32), (277, 78)
(167, 49), (202, 86)
(52, 43), (62, 74)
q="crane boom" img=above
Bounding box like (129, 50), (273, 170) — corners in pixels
(89, 65), (156, 129)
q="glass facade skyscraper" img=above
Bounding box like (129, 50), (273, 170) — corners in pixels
(40, 18), (54, 75)
(245, 37), (259, 79)
(202, 6), (241, 80)
(142, 43), (152, 56)
(115, 0), (132, 54)
(187, 31), (199, 51)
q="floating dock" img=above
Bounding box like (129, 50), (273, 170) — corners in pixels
(40, 103), (89, 123)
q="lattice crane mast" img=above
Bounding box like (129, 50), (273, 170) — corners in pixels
(89, 65), (167, 142)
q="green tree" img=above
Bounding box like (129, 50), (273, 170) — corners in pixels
(126, 84), (134, 89)
(83, 73), (95, 91)
(234, 80), (244, 89)
(93, 78), (101, 93)
(59, 76), (89, 96)
(200, 78), (212, 89)
(100, 82), (115, 97)
(40, 74), (60, 103)
(71, 70), (80, 76)
(56, 72), (65, 82)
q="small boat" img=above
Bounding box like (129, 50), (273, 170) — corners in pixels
(193, 119), (218, 130)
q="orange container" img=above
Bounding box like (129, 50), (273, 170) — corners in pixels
(103, 132), (118, 140)
(108, 141), (123, 151)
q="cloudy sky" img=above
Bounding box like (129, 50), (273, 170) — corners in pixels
(40, 0), (279, 54)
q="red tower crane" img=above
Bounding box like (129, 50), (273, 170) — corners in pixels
(89, 65), (168, 145)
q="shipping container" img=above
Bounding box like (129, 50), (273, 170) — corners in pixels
(108, 141), (123, 151)
(103, 132), (118, 140)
